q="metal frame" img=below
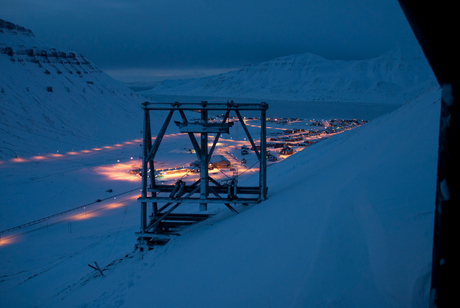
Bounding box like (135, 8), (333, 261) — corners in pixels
(136, 101), (268, 250)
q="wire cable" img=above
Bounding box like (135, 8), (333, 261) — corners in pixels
(0, 187), (141, 235)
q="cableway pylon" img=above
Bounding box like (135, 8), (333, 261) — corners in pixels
(135, 100), (268, 250)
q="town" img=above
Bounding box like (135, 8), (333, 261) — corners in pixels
(128, 116), (368, 184)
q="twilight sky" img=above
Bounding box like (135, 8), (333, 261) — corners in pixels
(2, 0), (417, 83)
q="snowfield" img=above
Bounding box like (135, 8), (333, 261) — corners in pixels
(1, 19), (440, 307)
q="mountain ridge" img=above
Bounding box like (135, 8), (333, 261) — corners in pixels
(149, 47), (436, 104)
(0, 19), (148, 160)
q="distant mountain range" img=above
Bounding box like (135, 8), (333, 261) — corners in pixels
(148, 47), (436, 104)
(0, 19), (147, 160)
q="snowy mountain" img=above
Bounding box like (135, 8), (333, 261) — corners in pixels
(0, 19), (148, 160)
(149, 47), (436, 104)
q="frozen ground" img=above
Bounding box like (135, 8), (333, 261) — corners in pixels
(0, 85), (440, 307)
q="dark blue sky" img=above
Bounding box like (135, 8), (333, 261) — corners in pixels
(2, 0), (417, 82)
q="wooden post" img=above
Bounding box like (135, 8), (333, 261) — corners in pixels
(88, 261), (105, 277)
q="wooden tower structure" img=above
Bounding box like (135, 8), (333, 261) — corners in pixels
(136, 101), (268, 250)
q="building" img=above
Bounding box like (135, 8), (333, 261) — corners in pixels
(210, 155), (231, 168)
(280, 145), (294, 155)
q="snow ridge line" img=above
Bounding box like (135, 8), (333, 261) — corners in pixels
(0, 187), (140, 235)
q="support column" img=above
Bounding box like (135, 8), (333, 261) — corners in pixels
(260, 105), (267, 200)
(141, 107), (149, 232)
(146, 111), (157, 217)
(200, 102), (208, 211)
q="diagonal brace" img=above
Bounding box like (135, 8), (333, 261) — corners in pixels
(179, 110), (201, 160)
(235, 110), (260, 160)
(145, 109), (174, 163)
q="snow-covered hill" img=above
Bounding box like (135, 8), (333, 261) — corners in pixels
(0, 19), (148, 160)
(149, 47), (436, 104)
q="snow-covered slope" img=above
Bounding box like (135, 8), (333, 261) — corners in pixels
(0, 84), (440, 307)
(0, 19), (441, 308)
(73, 87), (440, 307)
(149, 47), (436, 104)
(0, 19), (148, 160)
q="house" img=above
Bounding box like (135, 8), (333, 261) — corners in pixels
(210, 155), (231, 168)
(280, 145), (293, 155)
(267, 154), (277, 161)
(190, 160), (216, 170)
